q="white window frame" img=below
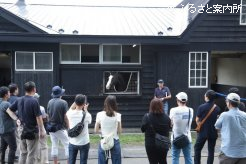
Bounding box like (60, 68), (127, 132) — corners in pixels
(240, 0), (246, 25)
(60, 43), (141, 65)
(60, 43), (81, 64)
(188, 52), (208, 88)
(103, 71), (140, 95)
(15, 51), (53, 71)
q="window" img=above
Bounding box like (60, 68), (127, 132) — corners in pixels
(103, 45), (121, 63)
(81, 44), (99, 63)
(60, 44), (141, 64)
(241, 0), (246, 24)
(15, 51), (53, 71)
(189, 52), (208, 88)
(60, 44), (80, 63)
(103, 71), (139, 94)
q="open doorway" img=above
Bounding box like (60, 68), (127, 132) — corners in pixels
(211, 51), (246, 111)
(0, 51), (11, 86)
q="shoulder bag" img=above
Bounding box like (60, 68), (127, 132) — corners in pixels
(147, 113), (171, 150)
(195, 104), (216, 132)
(67, 111), (86, 138)
(172, 108), (191, 149)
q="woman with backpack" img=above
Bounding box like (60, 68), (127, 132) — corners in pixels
(94, 95), (122, 164)
(141, 98), (171, 164)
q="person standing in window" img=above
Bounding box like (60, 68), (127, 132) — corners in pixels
(0, 86), (17, 164)
(194, 90), (220, 164)
(94, 95), (122, 164)
(215, 93), (246, 164)
(170, 92), (193, 164)
(47, 86), (69, 164)
(154, 79), (171, 115)
(141, 98), (171, 164)
(66, 94), (92, 164)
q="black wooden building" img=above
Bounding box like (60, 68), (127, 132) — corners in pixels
(0, 0), (246, 128)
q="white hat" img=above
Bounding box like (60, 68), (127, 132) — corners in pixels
(226, 93), (240, 103)
(176, 92), (188, 102)
(33, 93), (40, 99)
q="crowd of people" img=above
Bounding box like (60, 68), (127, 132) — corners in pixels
(0, 79), (246, 164)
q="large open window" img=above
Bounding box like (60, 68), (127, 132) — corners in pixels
(103, 71), (139, 94)
(15, 51), (53, 71)
(189, 52), (208, 88)
(60, 44), (141, 64)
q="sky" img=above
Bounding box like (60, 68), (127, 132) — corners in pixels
(0, 0), (183, 7)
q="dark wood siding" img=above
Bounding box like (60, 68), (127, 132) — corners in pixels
(61, 45), (156, 128)
(0, 16), (27, 33)
(188, 0), (246, 43)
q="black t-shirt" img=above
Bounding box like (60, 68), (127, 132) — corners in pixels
(0, 99), (15, 134)
(141, 113), (171, 145)
(10, 96), (41, 132)
(196, 101), (220, 138)
(47, 98), (68, 129)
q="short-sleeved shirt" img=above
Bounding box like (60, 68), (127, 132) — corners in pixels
(154, 87), (171, 103)
(8, 95), (18, 104)
(0, 99), (15, 134)
(9, 96), (41, 132)
(169, 106), (193, 142)
(215, 108), (246, 158)
(66, 109), (92, 145)
(196, 102), (220, 138)
(96, 111), (121, 140)
(47, 98), (68, 129)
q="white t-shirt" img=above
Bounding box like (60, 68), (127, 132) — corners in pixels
(169, 106), (193, 142)
(66, 109), (92, 145)
(96, 111), (121, 140)
(40, 106), (47, 119)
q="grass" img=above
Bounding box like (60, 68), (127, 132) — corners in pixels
(47, 132), (197, 147)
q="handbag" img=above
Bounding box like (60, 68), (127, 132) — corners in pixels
(67, 111), (86, 138)
(46, 123), (63, 133)
(172, 108), (190, 149)
(147, 114), (171, 150)
(20, 125), (36, 140)
(195, 105), (216, 132)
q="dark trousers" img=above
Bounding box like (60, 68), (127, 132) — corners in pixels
(145, 144), (168, 164)
(194, 135), (216, 164)
(0, 131), (17, 164)
(69, 143), (90, 164)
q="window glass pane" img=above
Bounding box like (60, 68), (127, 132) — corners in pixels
(81, 44), (99, 63)
(196, 70), (201, 77)
(241, 14), (246, 24)
(202, 53), (207, 60)
(202, 61), (207, 69)
(202, 70), (206, 77)
(196, 78), (201, 86)
(16, 52), (33, 69)
(35, 52), (52, 70)
(196, 62), (201, 69)
(190, 70), (195, 77)
(196, 53), (201, 60)
(103, 45), (121, 62)
(243, 0), (246, 5)
(190, 53), (195, 60)
(122, 45), (140, 63)
(61, 45), (80, 62)
(243, 6), (246, 13)
(201, 78), (206, 86)
(190, 62), (195, 69)
(190, 78), (195, 86)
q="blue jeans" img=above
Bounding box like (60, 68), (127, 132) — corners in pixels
(163, 102), (169, 115)
(69, 143), (90, 164)
(98, 139), (121, 164)
(172, 142), (193, 164)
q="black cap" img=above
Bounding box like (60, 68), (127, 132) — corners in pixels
(157, 79), (164, 83)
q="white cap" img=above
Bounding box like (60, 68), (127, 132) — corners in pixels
(176, 92), (188, 102)
(226, 93), (240, 103)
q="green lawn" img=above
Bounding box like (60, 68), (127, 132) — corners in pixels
(47, 132), (197, 147)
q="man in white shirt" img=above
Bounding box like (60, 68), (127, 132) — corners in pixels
(170, 92), (193, 164)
